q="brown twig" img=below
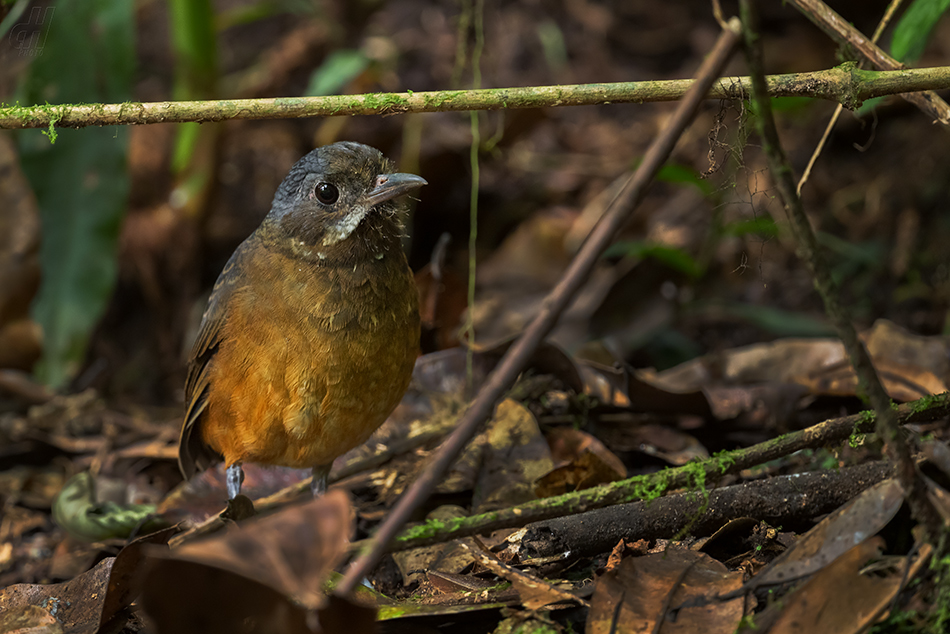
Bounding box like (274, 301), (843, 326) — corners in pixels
(335, 18), (745, 596)
(739, 0), (943, 541)
(787, 0), (950, 125)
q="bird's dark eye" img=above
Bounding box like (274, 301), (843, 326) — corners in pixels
(314, 182), (339, 205)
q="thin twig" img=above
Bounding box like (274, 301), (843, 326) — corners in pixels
(334, 18), (744, 597)
(739, 0), (942, 541)
(797, 0), (905, 194)
(2, 66), (950, 130)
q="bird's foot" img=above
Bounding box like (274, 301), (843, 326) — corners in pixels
(311, 463), (332, 497)
(226, 463), (245, 499)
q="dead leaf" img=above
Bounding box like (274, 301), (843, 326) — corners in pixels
(314, 594), (378, 634)
(650, 328), (948, 403)
(427, 570), (500, 594)
(596, 422), (709, 466)
(143, 490), (352, 619)
(0, 560), (113, 634)
(750, 479), (904, 589)
(0, 526), (175, 634)
(473, 399), (555, 512)
(587, 549), (744, 633)
(766, 538), (932, 634)
(416, 232), (467, 352)
(0, 604), (63, 634)
(460, 540), (588, 611)
(863, 319), (950, 383)
(801, 357), (947, 402)
(535, 428), (626, 497)
(141, 559), (312, 634)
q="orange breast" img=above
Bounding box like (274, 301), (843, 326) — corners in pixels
(199, 246), (420, 469)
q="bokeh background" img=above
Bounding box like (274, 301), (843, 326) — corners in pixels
(2, 0), (948, 409)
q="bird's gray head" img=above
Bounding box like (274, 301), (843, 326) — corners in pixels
(262, 141), (427, 261)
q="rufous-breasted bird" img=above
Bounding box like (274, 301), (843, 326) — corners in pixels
(178, 141), (425, 499)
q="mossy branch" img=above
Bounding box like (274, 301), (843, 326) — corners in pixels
(348, 394), (950, 554)
(2, 64), (950, 130)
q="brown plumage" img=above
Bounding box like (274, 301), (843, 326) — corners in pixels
(179, 142), (424, 498)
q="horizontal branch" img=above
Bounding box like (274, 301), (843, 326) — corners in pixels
(2, 64), (949, 130)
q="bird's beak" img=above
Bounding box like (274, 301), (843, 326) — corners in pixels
(366, 173), (428, 206)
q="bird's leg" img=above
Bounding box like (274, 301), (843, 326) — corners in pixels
(311, 463), (332, 497)
(226, 463), (245, 499)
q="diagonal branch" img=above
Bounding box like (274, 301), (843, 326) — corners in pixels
(333, 17), (746, 597)
(788, 0), (950, 125)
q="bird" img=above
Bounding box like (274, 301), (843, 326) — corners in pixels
(178, 141), (425, 500)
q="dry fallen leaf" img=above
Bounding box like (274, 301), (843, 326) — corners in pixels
(766, 537), (932, 634)
(588, 548), (744, 633)
(142, 490), (353, 633)
(749, 479), (904, 589)
(535, 428), (627, 497)
(0, 526), (177, 634)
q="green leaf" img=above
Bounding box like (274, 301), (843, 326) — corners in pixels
(770, 96), (814, 113)
(169, 0), (218, 173)
(305, 49), (369, 96)
(721, 216), (778, 238)
(53, 472), (168, 542)
(169, 0), (217, 99)
(16, 0), (134, 388)
(655, 162), (714, 196)
(856, 95), (886, 118)
(891, 0), (950, 62)
(690, 301), (835, 337)
(604, 240), (704, 278)
(536, 19), (568, 73)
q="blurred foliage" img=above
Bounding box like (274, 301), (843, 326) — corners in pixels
(656, 162), (714, 196)
(769, 96), (815, 113)
(603, 241), (704, 279)
(169, 0), (217, 174)
(721, 216), (778, 239)
(692, 301), (835, 337)
(306, 49), (369, 96)
(0, 0), (29, 38)
(17, 0), (134, 388)
(891, 0), (950, 63)
(536, 19), (568, 74)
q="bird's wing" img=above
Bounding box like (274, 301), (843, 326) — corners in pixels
(178, 240), (251, 478)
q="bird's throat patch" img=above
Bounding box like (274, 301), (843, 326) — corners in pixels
(322, 206), (369, 246)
